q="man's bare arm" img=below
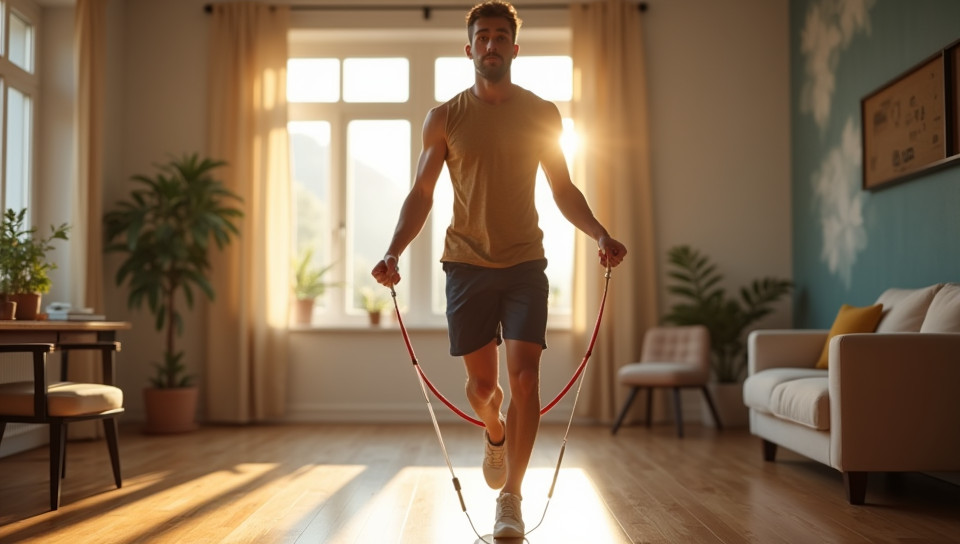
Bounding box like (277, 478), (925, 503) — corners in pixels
(372, 105), (448, 287)
(540, 106), (627, 268)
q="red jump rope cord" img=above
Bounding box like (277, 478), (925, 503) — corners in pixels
(390, 264), (612, 427)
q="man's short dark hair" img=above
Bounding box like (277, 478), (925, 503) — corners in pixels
(466, 1), (523, 43)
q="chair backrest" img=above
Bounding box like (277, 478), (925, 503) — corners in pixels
(640, 325), (710, 370)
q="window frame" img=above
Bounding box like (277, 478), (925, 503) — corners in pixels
(0, 0), (40, 221)
(288, 29), (573, 328)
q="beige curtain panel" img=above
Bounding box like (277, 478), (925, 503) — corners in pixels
(205, 3), (292, 423)
(70, 0), (108, 439)
(571, 0), (660, 422)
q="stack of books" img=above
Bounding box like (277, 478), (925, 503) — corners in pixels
(45, 305), (106, 321)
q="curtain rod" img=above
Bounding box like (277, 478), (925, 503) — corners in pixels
(203, 3), (648, 19)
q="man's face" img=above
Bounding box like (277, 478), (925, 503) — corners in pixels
(466, 16), (518, 83)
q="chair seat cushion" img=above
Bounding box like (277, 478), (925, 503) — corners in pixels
(743, 367), (826, 413)
(769, 377), (830, 430)
(0, 381), (123, 417)
(617, 361), (708, 387)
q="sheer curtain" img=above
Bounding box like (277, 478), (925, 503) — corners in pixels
(70, 0), (108, 438)
(570, 0), (659, 422)
(205, 3), (291, 422)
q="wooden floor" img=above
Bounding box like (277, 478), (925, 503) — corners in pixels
(1, 422), (959, 543)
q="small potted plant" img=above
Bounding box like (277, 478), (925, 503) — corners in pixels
(0, 208), (70, 320)
(662, 244), (792, 426)
(292, 247), (336, 325)
(104, 153), (243, 433)
(359, 286), (389, 326)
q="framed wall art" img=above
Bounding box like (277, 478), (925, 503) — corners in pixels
(861, 38), (960, 191)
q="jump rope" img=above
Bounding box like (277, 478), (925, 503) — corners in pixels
(387, 259), (612, 542)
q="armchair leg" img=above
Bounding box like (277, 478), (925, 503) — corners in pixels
(50, 422), (67, 511)
(762, 439), (777, 462)
(844, 471), (868, 505)
(62, 426), (68, 479)
(611, 387), (639, 435)
(672, 387), (684, 438)
(645, 388), (653, 428)
(700, 386), (723, 430)
(103, 418), (122, 488)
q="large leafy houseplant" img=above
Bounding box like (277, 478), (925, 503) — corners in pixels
(104, 154), (243, 388)
(662, 245), (792, 383)
(0, 208), (70, 295)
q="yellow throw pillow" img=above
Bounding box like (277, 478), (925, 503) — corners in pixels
(815, 303), (884, 369)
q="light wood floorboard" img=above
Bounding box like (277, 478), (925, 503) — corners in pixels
(1, 422), (959, 543)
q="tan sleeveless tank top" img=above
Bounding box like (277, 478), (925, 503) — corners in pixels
(441, 87), (557, 268)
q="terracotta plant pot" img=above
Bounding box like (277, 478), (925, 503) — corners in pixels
(368, 310), (382, 326)
(10, 293), (41, 320)
(143, 386), (199, 434)
(293, 298), (315, 325)
(0, 300), (16, 320)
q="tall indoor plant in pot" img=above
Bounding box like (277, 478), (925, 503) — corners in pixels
(104, 154), (242, 433)
(662, 245), (792, 427)
(0, 208), (70, 320)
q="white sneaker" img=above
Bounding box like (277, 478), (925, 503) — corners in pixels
(482, 415), (506, 489)
(494, 492), (524, 538)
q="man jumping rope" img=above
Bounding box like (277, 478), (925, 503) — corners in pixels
(371, 1), (626, 537)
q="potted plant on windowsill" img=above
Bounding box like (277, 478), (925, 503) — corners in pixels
(0, 208), (70, 320)
(104, 153), (242, 434)
(292, 247), (335, 325)
(662, 245), (792, 427)
(360, 286), (389, 326)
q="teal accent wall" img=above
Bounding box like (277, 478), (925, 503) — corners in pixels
(791, 0), (960, 328)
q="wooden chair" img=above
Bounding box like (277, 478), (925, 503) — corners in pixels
(611, 326), (722, 438)
(0, 342), (124, 510)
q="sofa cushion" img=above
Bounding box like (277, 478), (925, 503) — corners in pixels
(875, 284), (943, 333)
(769, 377), (830, 430)
(743, 367), (826, 413)
(920, 283), (960, 333)
(816, 304), (884, 369)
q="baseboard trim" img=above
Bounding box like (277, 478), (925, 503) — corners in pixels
(283, 402), (576, 424)
(0, 424), (46, 458)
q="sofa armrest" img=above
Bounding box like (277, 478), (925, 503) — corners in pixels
(748, 329), (827, 375)
(829, 333), (960, 471)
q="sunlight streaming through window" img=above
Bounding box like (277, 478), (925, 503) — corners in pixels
(288, 37), (574, 325)
(287, 58), (339, 103)
(343, 58), (409, 103)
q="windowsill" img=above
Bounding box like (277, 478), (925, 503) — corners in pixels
(289, 322), (441, 333)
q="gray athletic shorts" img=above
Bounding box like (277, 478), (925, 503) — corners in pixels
(443, 259), (549, 357)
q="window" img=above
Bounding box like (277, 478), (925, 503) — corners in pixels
(8, 6), (32, 73)
(0, 0), (38, 225)
(288, 31), (575, 327)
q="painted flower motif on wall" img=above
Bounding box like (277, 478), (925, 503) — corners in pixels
(800, 0), (876, 131)
(813, 118), (867, 288)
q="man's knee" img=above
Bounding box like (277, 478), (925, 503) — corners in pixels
(509, 367), (540, 400)
(467, 376), (501, 403)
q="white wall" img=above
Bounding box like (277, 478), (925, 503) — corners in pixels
(87, 0), (790, 424)
(645, 0), (792, 323)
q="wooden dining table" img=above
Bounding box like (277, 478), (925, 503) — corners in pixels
(0, 320), (131, 344)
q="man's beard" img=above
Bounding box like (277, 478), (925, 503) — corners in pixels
(474, 54), (511, 83)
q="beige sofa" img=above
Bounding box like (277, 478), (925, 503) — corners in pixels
(743, 283), (960, 504)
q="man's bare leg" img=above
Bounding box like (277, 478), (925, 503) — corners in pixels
(502, 339), (542, 496)
(463, 339), (505, 442)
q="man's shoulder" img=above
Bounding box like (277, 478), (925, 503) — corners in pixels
(515, 86), (559, 114)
